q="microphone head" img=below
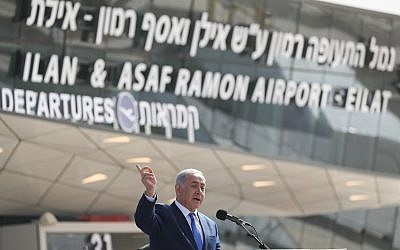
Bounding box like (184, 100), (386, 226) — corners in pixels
(216, 209), (228, 220)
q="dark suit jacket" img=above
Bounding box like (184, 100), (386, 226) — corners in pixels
(135, 194), (221, 250)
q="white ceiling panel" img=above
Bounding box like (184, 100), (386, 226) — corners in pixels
(0, 118), (15, 137)
(204, 168), (237, 191)
(77, 149), (120, 165)
(301, 200), (341, 215)
(283, 170), (330, 190)
(9, 157), (71, 181)
(6, 142), (71, 180)
(6, 142), (69, 165)
(230, 166), (280, 186)
(294, 185), (337, 201)
(39, 184), (98, 213)
(59, 157), (121, 191)
(0, 114), (69, 139)
(335, 188), (378, 203)
(243, 188), (293, 204)
(377, 176), (400, 193)
(79, 128), (134, 149)
(200, 192), (240, 216)
(106, 169), (156, 199)
(80, 128), (159, 154)
(233, 200), (294, 216)
(7, 205), (47, 216)
(88, 194), (138, 214)
(340, 198), (380, 210)
(151, 138), (202, 158)
(211, 185), (241, 199)
(380, 193), (400, 205)
(334, 184), (377, 194)
(294, 186), (339, 214)
(172, 148), (225, 171)
(0, 199), (27, 214)
(0, 171), (52, 204)
(328, 169), (376, 184)
(215, 150), (271, 167)
(106, 139), (164, 165)
(0, 136), (19, 170)
(275, 160), (325, 176)
(27, 128), (98, 154)
(265, 199), (303, 214)
(329, 169), (377, 198)
(143, 158), (177, 181)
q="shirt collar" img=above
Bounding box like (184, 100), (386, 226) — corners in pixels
(175, 200), (198, 218)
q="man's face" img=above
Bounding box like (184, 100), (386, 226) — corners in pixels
(175, 174), (206, 212)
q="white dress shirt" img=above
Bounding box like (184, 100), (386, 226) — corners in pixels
(144, 194), (204, 243)
(174, 200), (204, 244)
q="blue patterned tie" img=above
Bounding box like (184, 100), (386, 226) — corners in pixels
(189, 213), (203, 250)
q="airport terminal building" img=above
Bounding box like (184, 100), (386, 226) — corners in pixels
(0, 0), (399, 249)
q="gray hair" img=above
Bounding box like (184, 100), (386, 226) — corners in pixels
(175, 169), (205, 185)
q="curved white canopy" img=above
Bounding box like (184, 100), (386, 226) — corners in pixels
(0, 114), (399, 218)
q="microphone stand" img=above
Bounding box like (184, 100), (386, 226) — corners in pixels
(234, 221), (269, 249)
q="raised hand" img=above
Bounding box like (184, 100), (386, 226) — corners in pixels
(138, 165), (157, 197)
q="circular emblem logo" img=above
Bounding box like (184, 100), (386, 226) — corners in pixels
(116, 92), (138, 133)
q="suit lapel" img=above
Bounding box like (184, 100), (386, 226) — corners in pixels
(171, 202), (197, 249)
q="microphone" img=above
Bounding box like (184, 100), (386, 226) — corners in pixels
(216, 209), (269, 249)
(216, 209), (249, 226)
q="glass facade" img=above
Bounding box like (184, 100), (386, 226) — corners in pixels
(1, 0), (398, 175)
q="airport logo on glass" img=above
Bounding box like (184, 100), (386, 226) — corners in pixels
(116, 92), (138, 133)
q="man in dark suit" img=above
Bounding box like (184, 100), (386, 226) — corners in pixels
(135, 166), (221, 250)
